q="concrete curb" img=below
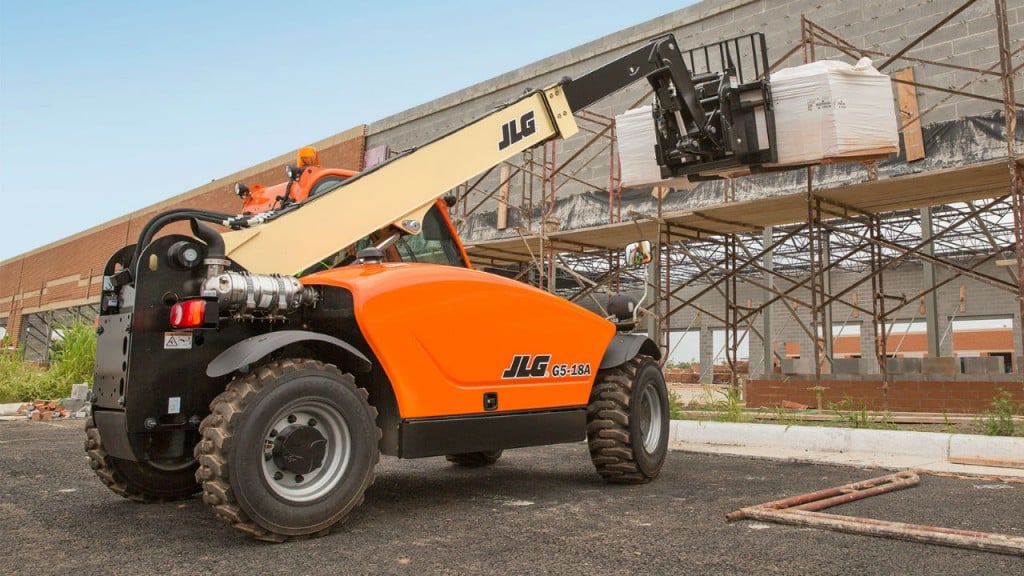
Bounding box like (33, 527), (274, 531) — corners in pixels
(1, 405), (1020, 472)
(949, 434), (1023, 461)
(669, 420), (1024, 476)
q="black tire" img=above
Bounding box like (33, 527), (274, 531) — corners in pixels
(445, 450), (503, 467)
(85, 416), (200, 502)
(195, 358), (380, 542)
(586, 355), (669, 484)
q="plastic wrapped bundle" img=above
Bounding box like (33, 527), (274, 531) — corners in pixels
(770, 57), (899, 166)
(615, 105), (697, 190)
(616, 105), (662, 188)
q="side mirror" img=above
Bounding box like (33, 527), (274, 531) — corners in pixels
(624, 240), (653, 268)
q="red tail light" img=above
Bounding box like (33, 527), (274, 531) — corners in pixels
(170, 299), (207, 329)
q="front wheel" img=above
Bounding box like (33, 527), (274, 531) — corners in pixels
(586, 355), (669, 483)
(195, 358), (380, 541)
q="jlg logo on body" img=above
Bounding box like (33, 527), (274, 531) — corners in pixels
(501, 354), (550, 379)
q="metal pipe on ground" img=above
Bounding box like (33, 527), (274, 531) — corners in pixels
(738, 508), (1024, 557)
(726, 471), (918, 521)
(727, 471), (1024, 557)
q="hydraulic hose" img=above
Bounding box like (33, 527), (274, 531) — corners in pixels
(189, 219), (225, 261)
(190, 219), (230, 278)
(125, 196), (307, 283)
(128, 208), (236, 278)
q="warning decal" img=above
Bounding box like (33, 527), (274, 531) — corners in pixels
(163, 332), (193, 350)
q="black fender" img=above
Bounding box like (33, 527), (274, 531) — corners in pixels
(599, 333), (661, 370)
(206, 330), (372, 378)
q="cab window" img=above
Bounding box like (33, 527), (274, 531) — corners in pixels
(308, 176), (348, 198)
(389, 205), (465, 266)
(303, 204), (465, 275)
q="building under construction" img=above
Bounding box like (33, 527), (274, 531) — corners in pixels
(1, 0), (1021, 412)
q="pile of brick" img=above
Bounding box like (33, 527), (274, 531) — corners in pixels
(664, 362), (751, 384)
(17, 400), (70, 421)
(664, 369), (700, 384)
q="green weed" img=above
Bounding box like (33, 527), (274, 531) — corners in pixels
(980, 388), (1021, 437)
(827, 397), (896, 430)
(668, 389), (685, 420)
(771, 405), (799, 429)
(941, 410), (956, 434)
(708, 385), (747, 423)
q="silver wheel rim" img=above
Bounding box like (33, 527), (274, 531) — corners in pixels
(639, 383), (663, 453)
(260, 402), (351, 502)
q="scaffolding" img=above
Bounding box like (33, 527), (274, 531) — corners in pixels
(459, 0), (1024, 389)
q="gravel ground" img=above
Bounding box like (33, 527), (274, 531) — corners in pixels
(1, 418), (1021, 575)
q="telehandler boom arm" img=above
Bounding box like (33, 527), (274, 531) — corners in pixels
(221, 33), (774, 275)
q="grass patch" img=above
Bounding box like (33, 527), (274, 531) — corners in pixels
(678, 384), (749, 423)
(826, 398), (898, 430)
(0, 320), (96, 403)
(47, 320), (96, 388)
(0, 349), (51, 403)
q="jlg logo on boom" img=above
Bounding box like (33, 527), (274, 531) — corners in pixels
(498, 111), (536, 150)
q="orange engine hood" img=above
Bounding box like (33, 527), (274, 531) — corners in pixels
(307, 264), (615, 418)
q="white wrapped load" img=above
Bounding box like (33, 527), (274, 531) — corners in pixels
(615, 105), (697, 190)
(616, 105), (664, 188)
(770, 57), (899, 165)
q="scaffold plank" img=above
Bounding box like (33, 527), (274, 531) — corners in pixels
(465, 159), (1010, 265)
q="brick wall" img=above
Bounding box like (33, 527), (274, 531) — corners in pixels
(0, 127), (365, 347)
(746, 376), (1024, 413)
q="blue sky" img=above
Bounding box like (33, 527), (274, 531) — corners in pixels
(0, 0), (697, 261)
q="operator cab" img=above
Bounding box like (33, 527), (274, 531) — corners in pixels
(232, 147), (468, 276)
(234, 147), (358, 214)
(300, 200), (468, 276)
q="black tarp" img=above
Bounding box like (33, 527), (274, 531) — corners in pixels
(460, 111), (1023, 243)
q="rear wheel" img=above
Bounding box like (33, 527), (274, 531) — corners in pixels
(85, 416), (200, 502)
(445, 450), (503, 467)
(195, 358), (380, 541)
(586, 355), (669, 483)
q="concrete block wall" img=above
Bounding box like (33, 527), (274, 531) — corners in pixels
(364, 0), (1024, 222)
(660, 256), (1022, 376)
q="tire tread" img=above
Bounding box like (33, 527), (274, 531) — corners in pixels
(84, 416), (199, 502)
(194, 358), (379, 541)
(586, 355), (667, 484)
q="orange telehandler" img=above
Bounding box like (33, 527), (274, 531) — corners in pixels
(87, 32), (777, 540)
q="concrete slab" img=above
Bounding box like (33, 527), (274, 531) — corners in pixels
(70, 383), (90, 401)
